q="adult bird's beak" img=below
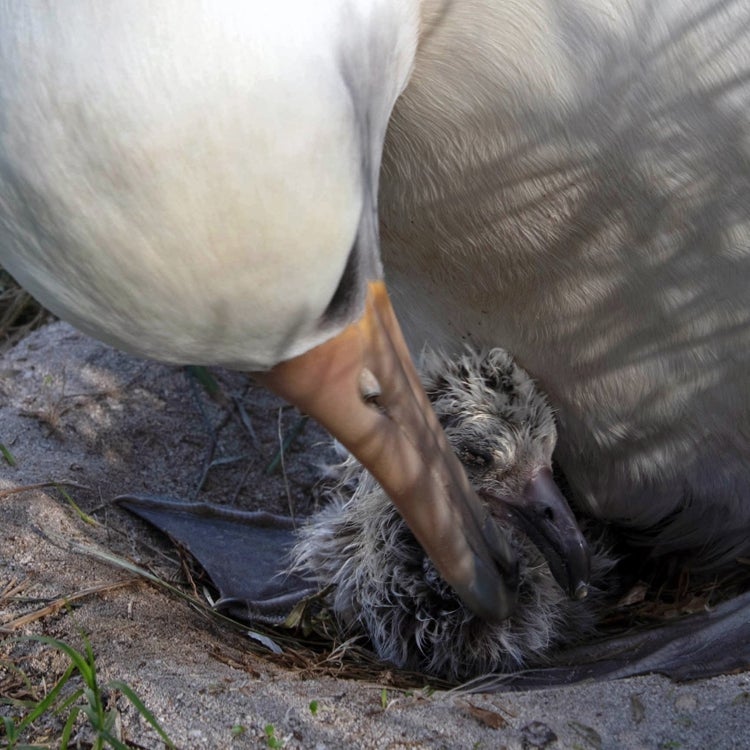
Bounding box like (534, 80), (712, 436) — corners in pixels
(256, 280), (518, 622)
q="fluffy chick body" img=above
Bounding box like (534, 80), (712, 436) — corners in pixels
(293, 348), (615, 680)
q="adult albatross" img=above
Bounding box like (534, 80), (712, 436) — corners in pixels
(0, 1), (589, 623)
(378, 0), (750, 575)
(1, 0), (748, 621)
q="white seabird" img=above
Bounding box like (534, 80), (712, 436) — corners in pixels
(1, 0), (749, 619)
(0, 0), (535, 621)
(378, 0), (750, 574)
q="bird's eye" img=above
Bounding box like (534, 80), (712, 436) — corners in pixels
(359, 368), (386, 412)
(457, 445), (493, 468)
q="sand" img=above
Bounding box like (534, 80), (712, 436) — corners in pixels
(1, 321), (748, 749)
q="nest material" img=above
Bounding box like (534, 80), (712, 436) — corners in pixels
(0, 268), (50, 353)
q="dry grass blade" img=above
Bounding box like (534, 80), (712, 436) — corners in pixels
(602, 563), (750, 629)
(0, 481), (92, 501)
(1, 577), (29, 600)
(0, 267), (50, 353)
(1, 579), (140, 632)
(63, 538), (449, 689)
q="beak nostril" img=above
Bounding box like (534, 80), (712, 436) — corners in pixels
(542, 505), (555, 522)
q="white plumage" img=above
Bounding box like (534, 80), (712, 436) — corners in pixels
(380, 0), (750, 570)
(1, 0), (748, 620)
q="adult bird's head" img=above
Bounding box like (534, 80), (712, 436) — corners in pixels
(244, 1), (521, 620)
(0, 1), (573, 619)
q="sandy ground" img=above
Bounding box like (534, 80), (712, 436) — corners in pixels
(1, 321), (749, 749)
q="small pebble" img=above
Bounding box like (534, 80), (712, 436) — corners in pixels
(520, 720), (558, 749)
(675, 693), (698, 712)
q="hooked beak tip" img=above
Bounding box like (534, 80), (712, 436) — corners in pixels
(574, 581), (590, 600)
(458, 551), (519, 623)
(486, 468), (591, 600)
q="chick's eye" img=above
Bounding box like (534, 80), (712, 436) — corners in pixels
(457, 445), (494, 468)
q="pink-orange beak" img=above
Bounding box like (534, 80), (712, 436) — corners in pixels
(256, 281), (518, 621)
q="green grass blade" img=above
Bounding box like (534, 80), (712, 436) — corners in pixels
(82, 632), (98, 678)
(0, 441), (16, 466)
(97, 730), (132, 750)
(19, 635), (93, 684)
(59, 705), (81, 750)
(82, 688), (100, 719)
(108, 680), (176, 749)
(1, 715), (18, 744)
(73, 548), (190, 599)
(54, 484), (97, 526)
(103, 707), (118, 734)
(14, 663), (76, 731)
(265, 414), (309, 475)
(53, 686), (84, 717)
(186, 364), (222, 399)
(82, 690), (107, 735)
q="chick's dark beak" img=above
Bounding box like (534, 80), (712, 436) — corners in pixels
(256, 280), (518, 622)
(483, 467), (590, 599)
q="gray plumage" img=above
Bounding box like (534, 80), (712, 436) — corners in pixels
(380, 0), (750, 575)
(293, 348), (616, 680)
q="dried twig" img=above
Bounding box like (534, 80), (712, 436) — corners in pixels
(0, 481), (92, 500)
(1, 579), (140, 631)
